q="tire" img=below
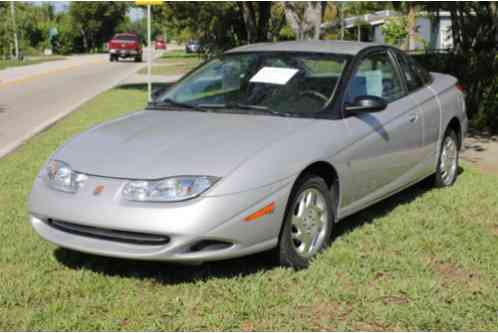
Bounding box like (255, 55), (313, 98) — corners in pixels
(135, 55), (142, 62)
(109, 55), (115, 62)
(274, 174), (335, 269)
(434, 129), (460, 188)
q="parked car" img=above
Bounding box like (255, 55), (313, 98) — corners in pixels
(29, 41), (467, 269)
(108, 33), (142, 62)
(185, 40), (200, 53)
(155, 38), (167, 50)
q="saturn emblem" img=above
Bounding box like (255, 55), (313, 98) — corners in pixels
(93, 185), (105, 196)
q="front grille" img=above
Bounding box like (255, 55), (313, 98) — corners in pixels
(47, 220), (170, 246)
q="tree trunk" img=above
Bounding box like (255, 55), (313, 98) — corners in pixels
(10, 1), (19, 60)
(80, 28), (88, 52)
(306, 2), (322, 40)
(407, 3), (417, 50)
(239, 2), (272, 43)
(284, 2), (322, 40)
(284, 2), (304, 40)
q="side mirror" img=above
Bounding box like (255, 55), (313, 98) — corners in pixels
(345, 95), (387, 113)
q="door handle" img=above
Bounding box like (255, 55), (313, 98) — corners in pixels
(408, 113), (418, 123)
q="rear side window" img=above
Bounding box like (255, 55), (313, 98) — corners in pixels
(346, 51), (405, 104)
(395, 51), (424, 91)
(406, 55), (432, 85)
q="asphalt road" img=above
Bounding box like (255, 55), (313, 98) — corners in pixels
(0, 50), (158, 158)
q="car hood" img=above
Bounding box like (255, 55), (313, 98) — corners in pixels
(53, 110), (314, 180)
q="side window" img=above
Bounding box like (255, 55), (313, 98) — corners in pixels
(346, 52), (404, 105)
(396, 51), (424, 91)
(406, 55), (433, 85)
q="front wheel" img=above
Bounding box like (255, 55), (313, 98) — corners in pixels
(434, 129), (459, 187)
(274, 175), (334, 269)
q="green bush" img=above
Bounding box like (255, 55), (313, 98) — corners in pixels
(413, 52), (498, 132)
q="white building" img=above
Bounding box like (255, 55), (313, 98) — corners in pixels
(323, 10), (454, 50)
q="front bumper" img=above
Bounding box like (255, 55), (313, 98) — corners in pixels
(29, 175), (294, 262)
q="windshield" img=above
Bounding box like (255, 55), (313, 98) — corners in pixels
(157, 52), (349, 116)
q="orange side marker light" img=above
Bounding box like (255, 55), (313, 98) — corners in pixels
(244, 202), (275, 222)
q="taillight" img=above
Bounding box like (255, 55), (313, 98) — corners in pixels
(456, 83), (465, 93)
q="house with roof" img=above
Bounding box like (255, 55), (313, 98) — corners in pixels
(322, 10), (454, 51)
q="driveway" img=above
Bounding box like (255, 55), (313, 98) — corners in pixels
(462, 132), (498, 175)
(0, 50), (161, 158)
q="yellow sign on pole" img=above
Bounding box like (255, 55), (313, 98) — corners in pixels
(135, 0), (162, 5)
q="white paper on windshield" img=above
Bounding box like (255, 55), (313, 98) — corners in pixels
(364, 70), (383, 97)
(249, 67), (299, 85)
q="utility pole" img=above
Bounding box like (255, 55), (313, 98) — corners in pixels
(10, 1), (19, 60)
(136, 0), (161, 102)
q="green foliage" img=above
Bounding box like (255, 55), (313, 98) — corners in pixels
(0, 3), (12, 59)
(382, 16), (408, 47)
(419, 2), (498, 131)
(69, 2), (129, 52)
(153, 2), (274, 57)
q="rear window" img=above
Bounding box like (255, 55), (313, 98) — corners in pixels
(114, 34), (137, 41)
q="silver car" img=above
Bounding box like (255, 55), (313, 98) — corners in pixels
(29, 41), (467, 268)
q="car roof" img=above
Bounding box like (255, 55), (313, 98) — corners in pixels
(225, 40), (382, 56)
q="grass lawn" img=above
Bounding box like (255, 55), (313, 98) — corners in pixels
(137, 50), (202, 76)
(0, 56), (66, 71)
(2, 86), (498, 330)
(137, 62), (200, 76)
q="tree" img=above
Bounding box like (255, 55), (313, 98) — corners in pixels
(154, 2), (275, 56)
(69, 2), (129, 52)
(382, 16), (408, 47)
(283, 2), (322, 40)
(392, 2), (419, 50)
(237, 2), (272, 43)
(420, 2), (498, 129)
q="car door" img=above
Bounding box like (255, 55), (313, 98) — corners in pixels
(394, 50), (441, 172)
(342, 49), (425, 207)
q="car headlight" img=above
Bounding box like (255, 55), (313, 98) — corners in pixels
(44, 160), (87, 193)
(122, 176), (219, 202)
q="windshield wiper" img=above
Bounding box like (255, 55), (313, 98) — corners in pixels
(197, 103), (291, 117)
(149, 98), (208, 112)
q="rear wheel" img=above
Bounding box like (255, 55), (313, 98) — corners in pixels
(434, 129), (459, 187)
(274, 175), (334, 269)
(109, 55), (115, 62)
(135, 55), (142, 62)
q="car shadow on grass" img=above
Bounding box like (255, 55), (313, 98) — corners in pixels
(54, 247), (276, 284)
(117, 83), (175, 95)
(54, 170), (464, 284)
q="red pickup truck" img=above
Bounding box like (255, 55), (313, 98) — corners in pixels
(108, 33), (142, 62)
